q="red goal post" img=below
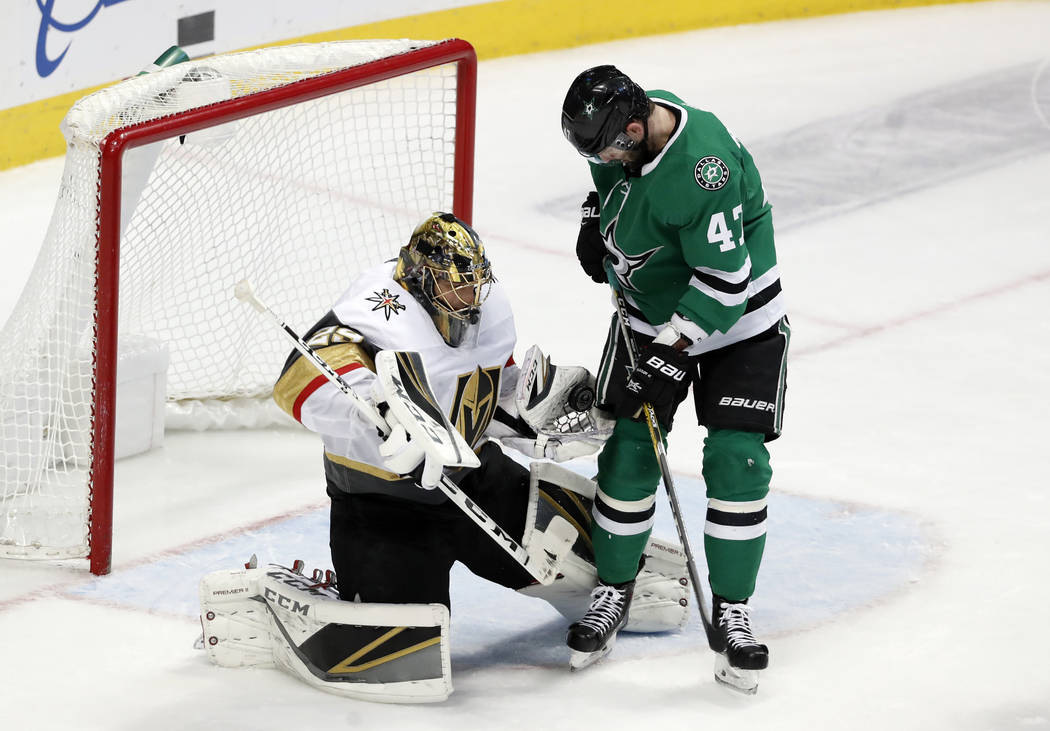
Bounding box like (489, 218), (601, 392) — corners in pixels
(0, 39), (477, 575)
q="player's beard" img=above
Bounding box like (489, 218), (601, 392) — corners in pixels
(622, 122), (656, 175)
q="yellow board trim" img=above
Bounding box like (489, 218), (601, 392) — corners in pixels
(1, 0), (993, 170)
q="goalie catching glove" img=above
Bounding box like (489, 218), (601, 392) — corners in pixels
(496, 345), (614, 462)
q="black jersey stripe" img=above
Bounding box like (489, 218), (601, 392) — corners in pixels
(744, 279), (782, 315)
(692, 268), (751, 295)
(706, 507), (768, 527)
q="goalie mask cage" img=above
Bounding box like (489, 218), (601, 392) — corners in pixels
(0, 39), (476, 575)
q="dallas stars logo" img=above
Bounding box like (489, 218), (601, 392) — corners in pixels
(695, 156), (730, 191)
(607, 243), (660, 292)
(366, 288), (406, 320)
(582, 99), (598, 118)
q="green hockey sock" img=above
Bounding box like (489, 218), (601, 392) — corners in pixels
(591, 418), (661, 584)
(701, 429), (771, 601)
(705, 534), (766, 600)
(592, 525), (651, 585)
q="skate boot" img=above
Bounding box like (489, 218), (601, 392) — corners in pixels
(566, 579), (634, 670)
(711, 594), (768, 695)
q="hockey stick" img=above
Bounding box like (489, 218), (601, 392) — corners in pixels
(234, 280), (573, 586)
(606, 279), (717, 648)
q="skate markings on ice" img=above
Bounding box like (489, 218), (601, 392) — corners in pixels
(63, 463), (931, 669)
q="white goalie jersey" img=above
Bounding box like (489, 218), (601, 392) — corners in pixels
(273, 261), (518, 499)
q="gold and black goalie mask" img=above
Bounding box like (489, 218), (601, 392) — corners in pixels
(394, 212), (494, 347)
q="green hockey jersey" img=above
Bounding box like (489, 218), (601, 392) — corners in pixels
(590, 90), (786, 354)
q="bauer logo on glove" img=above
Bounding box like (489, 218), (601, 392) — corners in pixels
(618, 342), (694, 420)
(642, 354), (687, 382)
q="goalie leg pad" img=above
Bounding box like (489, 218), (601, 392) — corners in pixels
(529, 462), (596, 543)
(517, 463), (689, 633)
(200, 564), (452, 703)
(518, 539), (689, 633)
(199, 566), (273, 668)
(627, 537), (690, 633)
(513, 461), (582, 586)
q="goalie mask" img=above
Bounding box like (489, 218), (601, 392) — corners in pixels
(395, 212), (494, 348)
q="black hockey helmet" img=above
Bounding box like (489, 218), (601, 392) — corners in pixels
(561, 65), (650, 158)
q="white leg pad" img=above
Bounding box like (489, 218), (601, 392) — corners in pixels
(199, 566), (274, 668)
(517, 462), (689, 633)
(519, 539), (688, 633)
(200, 564), (452, 703)
(628, 537), (690, 633)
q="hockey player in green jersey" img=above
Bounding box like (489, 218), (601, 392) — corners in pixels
(560, 65), (790, 692)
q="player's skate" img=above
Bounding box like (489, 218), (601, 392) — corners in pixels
(566, 579), (634, 671)
(710, 594), (768, 695)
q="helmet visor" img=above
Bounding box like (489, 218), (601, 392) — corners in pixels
(580, 131), (639, 164)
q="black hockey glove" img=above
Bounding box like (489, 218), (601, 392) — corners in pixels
(617, 343), (692, 420)
(576, 191), (607, 283)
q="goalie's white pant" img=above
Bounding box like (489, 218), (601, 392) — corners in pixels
(199, 564), (451, 703)
(517, 462), (690, 634)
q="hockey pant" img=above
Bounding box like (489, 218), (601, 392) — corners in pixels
(327, 441), (535, 608)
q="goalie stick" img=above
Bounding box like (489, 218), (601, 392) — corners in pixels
(234, 280), (574, 586)
(605, 273), (717, 649)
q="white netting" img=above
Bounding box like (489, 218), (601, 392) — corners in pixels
(0, 40), (466, 560)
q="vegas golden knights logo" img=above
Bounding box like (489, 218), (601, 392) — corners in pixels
(451, 366), (502, 446)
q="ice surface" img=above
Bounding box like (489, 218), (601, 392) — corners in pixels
(2, 3), (1049, 729)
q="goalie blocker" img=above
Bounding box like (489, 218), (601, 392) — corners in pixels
(199, 464), (689, 703)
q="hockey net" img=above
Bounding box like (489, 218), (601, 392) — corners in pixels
(0, 39), (476, 574)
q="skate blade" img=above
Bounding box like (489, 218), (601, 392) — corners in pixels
(568, 632), (618, 672)
(713, 654), (759, 695)
(569, 645), (611, 671)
